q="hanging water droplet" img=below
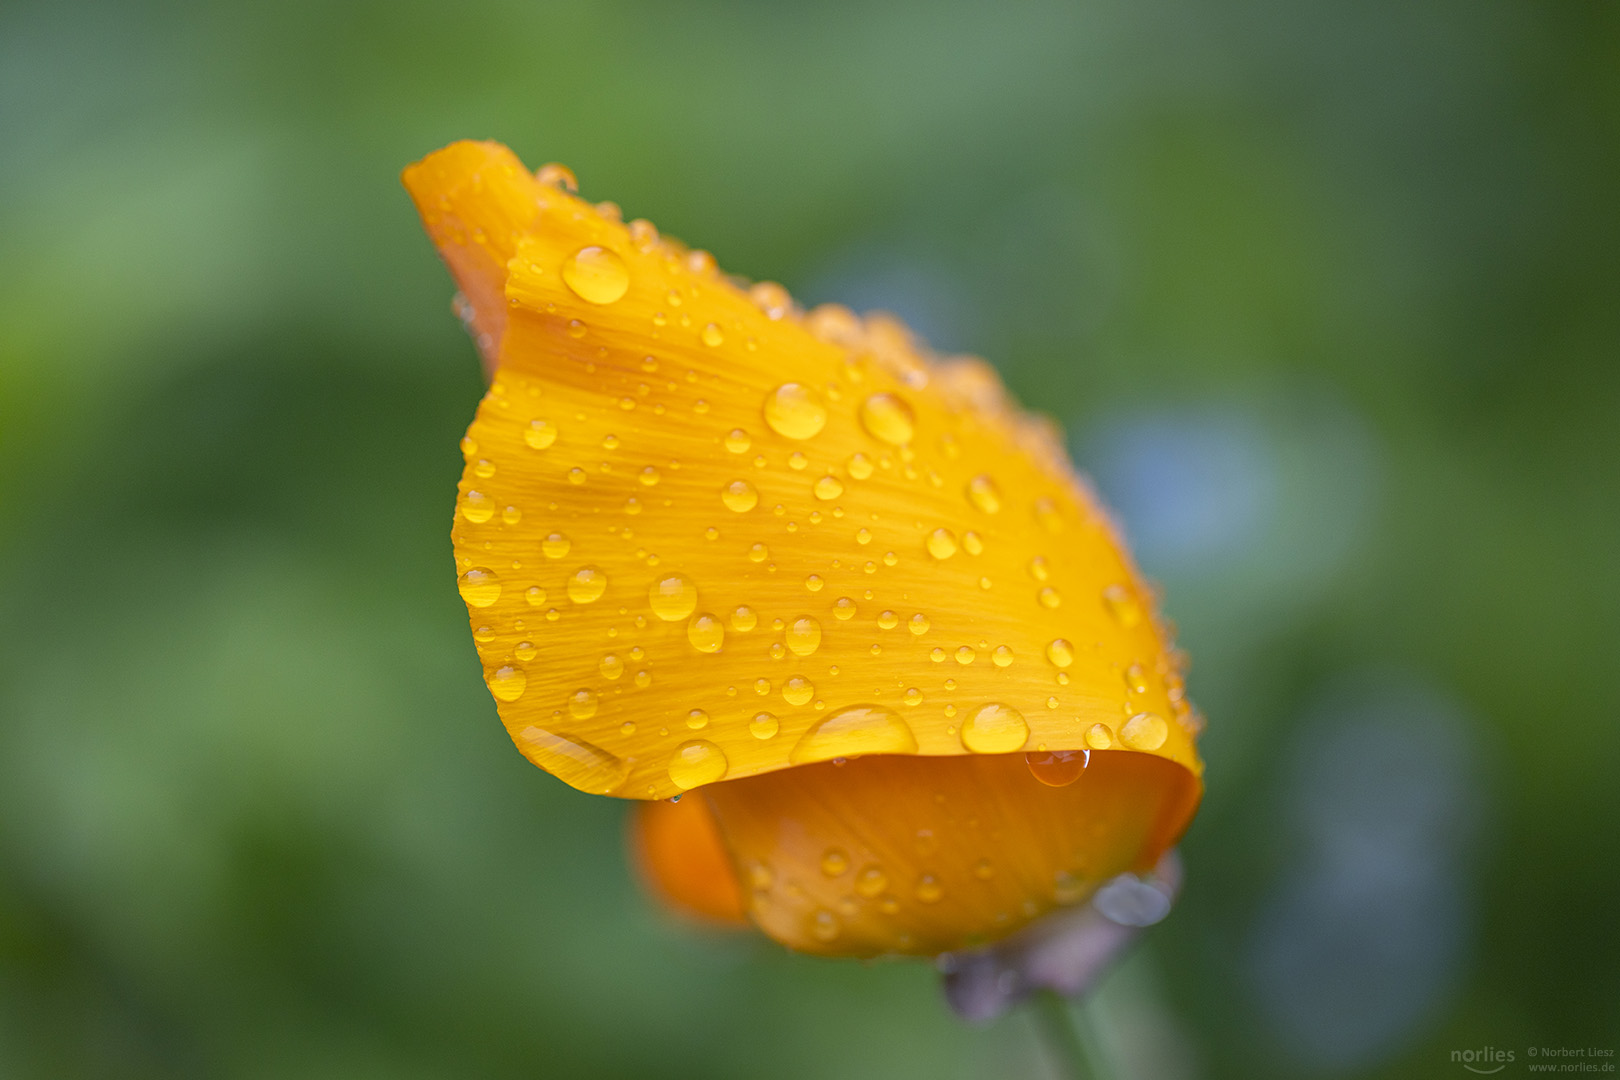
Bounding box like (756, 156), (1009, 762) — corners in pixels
(783, 675), (814, 706)
(722, 480), (759, 512)
(489, 665), (527, 702)
(687, 613), (725, 653)
(926, 528), (958, 560)
(763, 383), (828, 440)
(458, 568), (501, 608)
(749, 712), (779, 739)
(961, 703), (1029, 754)
(858, 392), (916, 445)
(648, 573), (698, 621)
(786, 616), (822, 657)
(1120, 712), (1168, 751)
(561, 245), (629, 304)
(461, 490), (495, 523)
(1026, 749), (1088, 787)
(667, 739), (728, 789)
(542, 532), (571, 559)
(569, 688), (599, 719)
(966, 475), (1002, 514)
(566, 566), (607, 603)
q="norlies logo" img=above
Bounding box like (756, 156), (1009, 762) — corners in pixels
(1453, 1046), (1516, 1074)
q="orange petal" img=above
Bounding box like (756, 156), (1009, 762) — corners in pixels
(702, 750), (1199, 956)
(628, 795), (748, 926)
(404, 140), (1204, 801)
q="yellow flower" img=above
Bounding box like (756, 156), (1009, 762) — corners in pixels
(403, 140), (1204, 958)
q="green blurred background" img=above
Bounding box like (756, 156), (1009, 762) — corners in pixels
(2, 1), (1616, 1076)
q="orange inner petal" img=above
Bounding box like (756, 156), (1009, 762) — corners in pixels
(701, 749), (1200, 957)
(628, 794), (748, 926)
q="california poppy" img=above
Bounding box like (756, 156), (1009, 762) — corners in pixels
(403, 140), (1203, 962)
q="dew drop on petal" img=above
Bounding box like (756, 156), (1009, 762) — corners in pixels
(908, 613), (930, 636)
(1086, 723), (1114, 749)
(992, 645), (1014, 668)
(525, 585), (546, 607)
(489, 665), (527, 702)
(763, 383), (828, 440)
(731, 605), (758, 632)
(903, 687), (923, 707)
(878, 610), (899, 630)
(569, 688), (599, 719)
(566, 566), (607, 603)
(848, 452), (874, 480)
(542, 532), (571, 559)
(1047, 638), (1074, 668)
(701, 322), (725, 347)
(966, 475), (1002, 514)
(524, 419), (558, 449)
(687, 613), (725, 653)
(832, 597), (856, 621)
(561, 245), (630, 304)
(962, 531), (984, 556)
(1038, 587), (1061, 609)
(961, 703), (1029, 754)
(722, 480), (759, 512)
(686, 708), (709, 730)
(926, 528), (958, 560)
(458, 568), (501, 608)
(783, 675), (814, 706)
(855, 865), (887, 897)
(461, 490), (495, 523)
(667, 739), (728, 789)
(915, 875), (943, 904)
(786, 616), (822, 657)
(1120, 711), (1168, 751)
(749, 712), (779, 739)
(725, 429), (751, 453)
(648, 573), (698, 621)
(859, 392), (916, 445)
(599, 654), (625, 680)
(1103, 584), (1144, 628)
(814, 475), (843, 500)
(821, 849), (850, 876)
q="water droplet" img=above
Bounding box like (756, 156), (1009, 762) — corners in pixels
(561, 245), (629, 304)
(597, 653), (624, 680)
(461, 490), (495, 523)
(786, 617), (822, 657)
(474, 458), (496, 479)
(569, 688), (599, 719)
(790, 705), (917, 764)
(536, 162), (578, 191)
(517, 726), (630, 794)
(460, 436), (478, 457)
(1034, 496), (1063, 532)
(926, 528), (958, 560)
(731, 605), (758, 632)
(638, 465), (660, 487)
(458, 568), (501, 607)
(992, 645), (1014, 668)
(667, 740), (728, 789)
(788, 451), (808, 470)
(515, 640), (537, 661)
(877, 611), (899, 630)
(1124, 663), (1149, 694)
(722, 480), (759, 512)
(1026, 749), (1088, 787)
(859, 392), (916, 445)
(1086, 723), (1114, 749)
(1046, 639), (1075, 668)
(930, 647), (947, 662)
(855, 866), (887, 897)
(973, 858), (995, 880)
(701, 322), (725, 347)
(805, 574), (824, 592)
(915, 875), (943, 904)
(1103, 584), (1144, 627)
(525, 585), (546, 607)
(687, 613), (725, 653)
(567, 467), (587, 485)
(966, 475), (1002, 514)
(908, 613), (930, 636)
(724, 429), (751, 453)
(955, 645), (976, 665)
(1038, 587), (1061, 609)
(821, 849), (850, 876)
(489, 665), (527, 702)
(648, 573), (698, 621)
(542, 532), (571, 559)
(883, 551), (898, 566)
(813, 475), (843, 500)
(763, 383), (828, 440)
(783, 675), (814, 706)
(686, 708), (709, 730)
(830, 598), (856, 622)
(810, 909), (839, 942)
(1120, 712), (1168, 751)
(749, 712), (779, 739)
(961, 703), (1029, 754)
(962, 531), (984, 556)
(566, 566), (607, 603)
(566, 319), (587, 339)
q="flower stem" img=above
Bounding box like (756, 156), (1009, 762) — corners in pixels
(1028, 990), (1113, 1080)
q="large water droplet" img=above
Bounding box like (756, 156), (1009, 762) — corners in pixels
(569, 688), (599, 719)
(489, 664), (527, 702)
(763, 383), (828, 440)
(908, 613), (930, 636)
(966, 475), (1002, 514)
(926, 528), (958, 560)
(648, 573), (698, 621)
(1120, 712), (1168, 751)
(783, 675), (814, 706)
(786, 616), (822, 657)
(561, 245), (630, 304)
(859, 392), (916, 445)
(668, 739), (728, 789)
(1026, 749), (1088, 787)
(687, 613), (725, 653)
(461, 490), (495, 523)
(722, 480), (759, 512)
(566, 566), (607, 603)
(524, 419), (558, 449)
(518, 726), (629, 794)
(458, 568), (501, 608)
(992, 645), (1014, 668)
(961, 703), (1029, 754)
(790, 705), (917, 764)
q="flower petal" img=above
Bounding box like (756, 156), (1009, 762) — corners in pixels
(700, 750), (1199, 957)
(405, 141), (1204, 801)
(628, 795), (748, 926)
